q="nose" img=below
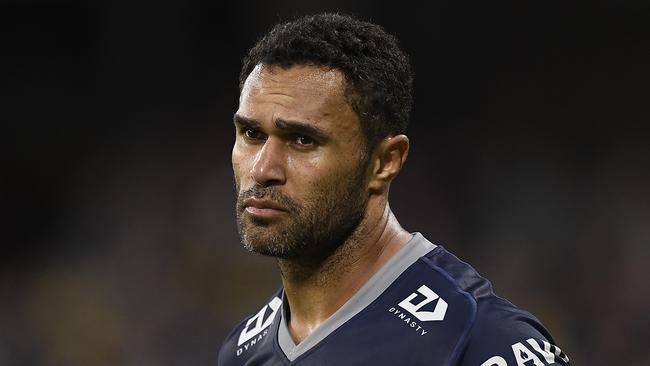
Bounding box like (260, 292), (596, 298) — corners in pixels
(250, 137), (286, 187)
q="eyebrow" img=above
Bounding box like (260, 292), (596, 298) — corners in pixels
(233, 114), (259, 129)
(233, 114), (331, 142)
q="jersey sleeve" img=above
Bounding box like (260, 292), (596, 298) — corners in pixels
(458, 299), (570, 366)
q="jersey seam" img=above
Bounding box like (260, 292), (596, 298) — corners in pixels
(420, 256), (479, 366)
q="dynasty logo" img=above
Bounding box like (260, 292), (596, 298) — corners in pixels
(388, 284), (448, 336)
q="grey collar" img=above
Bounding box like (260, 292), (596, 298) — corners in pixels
(277, 232), (436, 361)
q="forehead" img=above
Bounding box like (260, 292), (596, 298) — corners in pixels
(242, 63), (345, 98)
(238, 64), (360, 137)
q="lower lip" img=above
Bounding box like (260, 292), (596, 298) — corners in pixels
(245, 206), (287, 218)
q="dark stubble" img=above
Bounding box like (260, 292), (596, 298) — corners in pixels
(235, 162), (369, 261)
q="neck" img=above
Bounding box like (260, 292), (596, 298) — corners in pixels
(278, 199), (412, 344)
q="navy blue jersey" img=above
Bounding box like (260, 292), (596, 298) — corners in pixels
(218, 233), (570, 366)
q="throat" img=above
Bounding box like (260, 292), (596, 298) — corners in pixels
(278, 236), (364, 344)
(278, 206), (413, 345)
(277, 237), (358, 286)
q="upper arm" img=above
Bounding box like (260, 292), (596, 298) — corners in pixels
(458, 306), (570, 366)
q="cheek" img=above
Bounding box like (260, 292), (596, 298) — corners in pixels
(294, 158), (358, 198)
(286, 154), (321, 186)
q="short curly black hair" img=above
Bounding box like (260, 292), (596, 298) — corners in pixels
(239, 13), (413, 151)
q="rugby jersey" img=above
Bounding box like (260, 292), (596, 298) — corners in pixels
(218, 233), (570, 366)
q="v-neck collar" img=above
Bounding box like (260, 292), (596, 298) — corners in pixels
(277, 232), (436, 362)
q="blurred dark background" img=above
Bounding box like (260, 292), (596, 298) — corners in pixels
(2, 1), (649, 365)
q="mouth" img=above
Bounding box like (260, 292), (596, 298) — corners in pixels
(242, 198), (288, 219)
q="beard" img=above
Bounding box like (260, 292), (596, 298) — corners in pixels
(235, 163), (369, 261)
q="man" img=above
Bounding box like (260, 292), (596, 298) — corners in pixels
(219, 13), (570, 366)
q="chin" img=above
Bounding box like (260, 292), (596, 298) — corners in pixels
(241, 230), (288, 257)
(243, 241), (292, 258)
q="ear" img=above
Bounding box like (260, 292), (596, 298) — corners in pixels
(368, 134), (409, 192)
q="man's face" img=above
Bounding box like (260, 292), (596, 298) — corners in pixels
(232, 64), (370, 259)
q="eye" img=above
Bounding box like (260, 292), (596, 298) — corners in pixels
(243, 129), (265, 141)
(294, 135), (315, 147)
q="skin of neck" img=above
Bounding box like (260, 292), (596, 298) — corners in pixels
(278, 192), (412, 344)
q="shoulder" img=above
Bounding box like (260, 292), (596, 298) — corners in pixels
(460, 305), (571, 365)
(217, 290), (283, 366)
(421, 245), (570, 366)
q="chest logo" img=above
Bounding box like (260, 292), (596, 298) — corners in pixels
(237, 297), (282, 347)
(397, 285), (448, 321)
